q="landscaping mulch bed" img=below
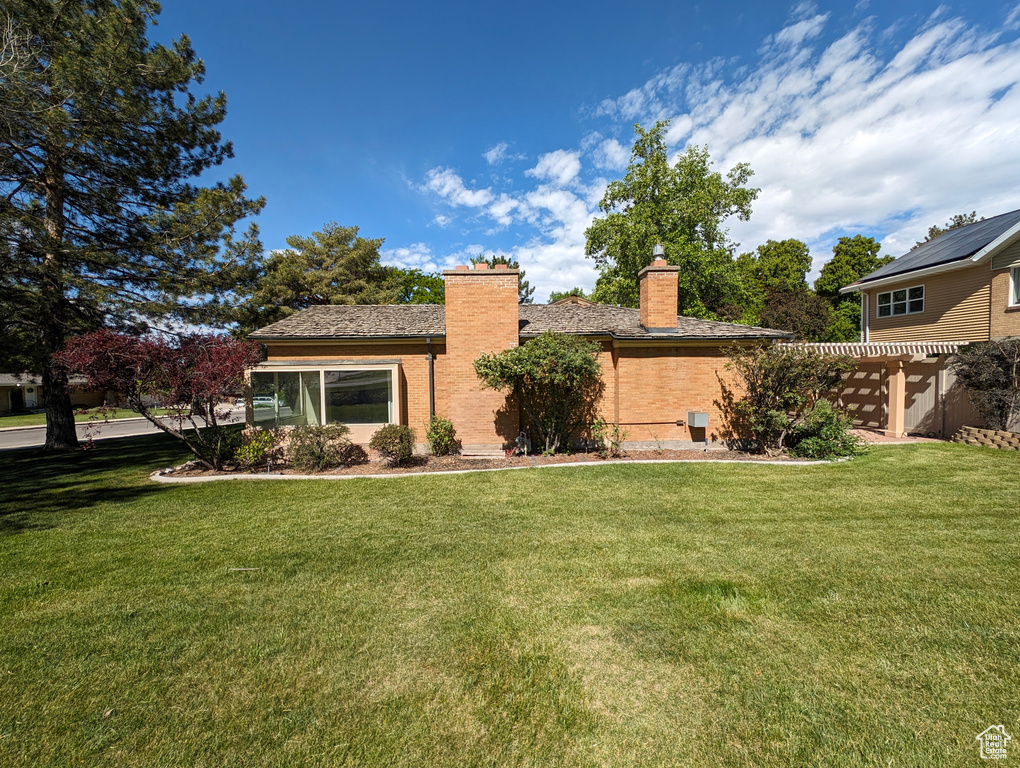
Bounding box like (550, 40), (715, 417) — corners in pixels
(165, 448), (802, 478)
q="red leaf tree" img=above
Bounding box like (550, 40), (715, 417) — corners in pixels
(57, 330), (261, 469)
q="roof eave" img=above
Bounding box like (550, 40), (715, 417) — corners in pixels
(249, 334), (443, 342)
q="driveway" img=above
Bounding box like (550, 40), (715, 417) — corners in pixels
(0, 409), (245, 451)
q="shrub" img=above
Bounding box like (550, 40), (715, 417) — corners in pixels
(788, 400), (865, 460)
(590, 418), (628, 458)
(948, 339), (1020, 431)
(721, 344), (857, 455)
(288, 424), (365, 471)
(234, 428), (280, 470)
(370, 424), (416, 466)
(425, 416), (460, 456)
(474, 331), (604, 453)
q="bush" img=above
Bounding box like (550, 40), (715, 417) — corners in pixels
(425, 416), (460, 456)
(721, 344), (857, 455)
(788, 400), (865, 460)
(288, 424), (366, 471)
(949, 339), (1020, 431)
(234, 428), (280, 470)
(370, 424), (416, 466)
(474, 331), (604, 453)
(590, 418), (628, 458)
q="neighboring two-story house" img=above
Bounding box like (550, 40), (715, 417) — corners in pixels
(828, 208), (1020, 436)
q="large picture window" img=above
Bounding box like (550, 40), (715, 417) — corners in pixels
(249, 366), (396, 428)
(876, 285), (924, 318)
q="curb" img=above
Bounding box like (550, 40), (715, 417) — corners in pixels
(0, 411), (246, 434)
(150, 457), (833, 484)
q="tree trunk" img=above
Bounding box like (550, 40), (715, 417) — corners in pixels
(40, 149), (79, 450)
(42, 362), (78, 450)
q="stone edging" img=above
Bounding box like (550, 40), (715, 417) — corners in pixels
(952, 425), (1020, 451)
(150, 457), (833, 484)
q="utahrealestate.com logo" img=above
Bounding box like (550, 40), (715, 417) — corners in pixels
(977, 726), (1011, 760)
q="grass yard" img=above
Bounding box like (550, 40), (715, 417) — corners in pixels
(0, 408), (178, 429)
(1, 437), (1017, 766)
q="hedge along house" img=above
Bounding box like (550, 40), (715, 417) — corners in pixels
(832, 208), (1020, 437)
(247, 257), (792, 455)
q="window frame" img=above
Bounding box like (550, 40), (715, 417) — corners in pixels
(247, 362), (400, 429)
(876, 284), (924, 318)
(1010, 267), (1020, 307)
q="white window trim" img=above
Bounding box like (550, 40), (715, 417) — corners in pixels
(1010, 267), (1020, 307)
(247, 362), (401, 428)
(876, 284), (925, 318)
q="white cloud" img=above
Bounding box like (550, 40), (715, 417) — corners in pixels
(413, 6), (1020, 296)
(432, 214), (452, 228)
(525, 150), (582, 187)
(423, 167), (493, 207)
(592, 138), (630, 171)
(483, 142), (510, 165)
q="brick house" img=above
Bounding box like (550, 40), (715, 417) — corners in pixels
(247, 258), (791, 454)
(826, 208), (1020, 436)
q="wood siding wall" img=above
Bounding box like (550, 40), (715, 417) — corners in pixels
(865, 265), (991, 343)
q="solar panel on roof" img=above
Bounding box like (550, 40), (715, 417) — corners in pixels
(859, 208), (1020, 284)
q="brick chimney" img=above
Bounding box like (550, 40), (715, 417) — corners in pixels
(442, 262), (519, 453)
(638, 249), (680, 332)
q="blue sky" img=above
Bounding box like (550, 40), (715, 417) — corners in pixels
(155, 0), (1020, 301)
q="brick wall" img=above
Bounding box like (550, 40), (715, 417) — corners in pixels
(442, 264), (520, 450)
(614, 344), (737, 443)
(990, 268), (1020, 338)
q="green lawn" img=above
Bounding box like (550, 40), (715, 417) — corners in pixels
(1, 437), (1017, 767)
(0, 408), (179, 429)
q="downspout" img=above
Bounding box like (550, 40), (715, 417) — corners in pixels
(426, 337), (435, 419)
(862, 292), (869, 343)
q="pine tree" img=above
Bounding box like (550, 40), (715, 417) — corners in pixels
(0, 1), (263, 449)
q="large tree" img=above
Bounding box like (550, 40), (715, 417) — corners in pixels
(585, 121), (758, 317)
(735, 238), (813, 327)
(238, 222), (397, 333)
(814, 235), (894, 342)
(1, 1), (263, 450)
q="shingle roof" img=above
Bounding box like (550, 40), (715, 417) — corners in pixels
(858, 208), (1020, 285)
(0, 373), (42, 387)
(249, 304), (792, 341)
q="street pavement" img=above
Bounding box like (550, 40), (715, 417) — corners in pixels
(0, 409), (245, 451)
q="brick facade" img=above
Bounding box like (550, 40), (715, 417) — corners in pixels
(259, 262), (762, 452)
(638, 258), (681, 332)
(441, 264), (520, 452)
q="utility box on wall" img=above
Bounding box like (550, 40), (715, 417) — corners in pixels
(686, 411), (709, 429)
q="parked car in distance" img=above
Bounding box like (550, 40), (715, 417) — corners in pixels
(252, 396), (277, 408)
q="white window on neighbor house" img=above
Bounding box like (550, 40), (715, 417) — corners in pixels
(876, 285), (924, 318)
(1011, 266), (1020, 306)
(248, 365), (397, 429)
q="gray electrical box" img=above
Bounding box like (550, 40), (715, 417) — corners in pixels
(686, 411), (709, 429)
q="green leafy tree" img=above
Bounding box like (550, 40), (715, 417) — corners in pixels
(736, 239), (813, 325)
(547, 287), (591, 303)
(814, 236), (894, 342)
(913, 212), (981, 250)
(469, 254), (535, 304)
(757, 288), (832, 342)
(1, 1), (264, 450)
(474, 331), (604, 453)
(240, 223), (397, 332)
(585, 121), (758, 317)
(393, 268), (445, 304)
(814, 236), (893, 299)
